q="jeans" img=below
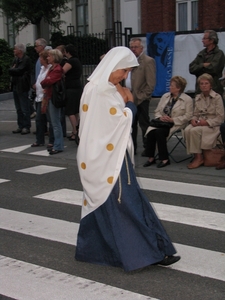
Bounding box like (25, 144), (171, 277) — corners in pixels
(13, 90), (31, 129)
(48, 100), (64, 151)
(35, 102), (45, 144)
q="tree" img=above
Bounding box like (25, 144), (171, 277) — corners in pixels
(0, 0), (71, 38)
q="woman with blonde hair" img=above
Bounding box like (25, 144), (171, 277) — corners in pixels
(184, 73), (224, 169)
(41, 49), (64, 154)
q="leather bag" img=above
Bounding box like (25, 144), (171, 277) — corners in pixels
(203, 145), (225, 167)
(51, 78), (66, 108)
(149, 118), (174, 129)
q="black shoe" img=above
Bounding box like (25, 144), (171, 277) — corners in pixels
(158, 255), (181, 266)
(157, 160), (170, 168)
(74, 132), (80, 146)
(141, 149), (148, 157)
(49, 149), (63, 155)
(143, 160), (156, 167)
(12, 128), (22, 134)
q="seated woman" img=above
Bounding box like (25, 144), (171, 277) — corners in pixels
(144, 76), (193, 168)
(184, 73), (224, 169)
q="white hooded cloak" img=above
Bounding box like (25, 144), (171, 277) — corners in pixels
(77, 46), (139, 218)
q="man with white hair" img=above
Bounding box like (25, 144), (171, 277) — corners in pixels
(9, 43), (32, 134)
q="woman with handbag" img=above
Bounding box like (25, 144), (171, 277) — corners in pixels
(75, 47), (180, 272)
(184, 73), (224, 169)
(143, 76), (193, 168)
(41, 49), (64, 155)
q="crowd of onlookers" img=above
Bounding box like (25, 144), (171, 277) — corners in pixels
(9, 38), (83, 155)
(7, 29), (225, 169)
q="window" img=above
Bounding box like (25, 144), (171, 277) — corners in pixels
(176, 0), (198, 31)
(76, 0), (88, 35)
(7, 17), (16, 47)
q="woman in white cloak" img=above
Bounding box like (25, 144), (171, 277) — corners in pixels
(75, 46), (180, 272)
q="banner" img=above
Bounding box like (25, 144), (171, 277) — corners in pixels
(147, 32), (175, 97)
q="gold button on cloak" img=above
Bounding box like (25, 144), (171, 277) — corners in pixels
(81, 162), (86, 169)
(83, 199), (87, 206)
(82, 104), (88, 112)
(110, 107), (117, 115)
(107, 176), (113, 184)
(106, 143), (114, 151)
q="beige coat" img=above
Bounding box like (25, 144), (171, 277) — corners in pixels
(185, 90), (224, 149)
(145, 92), (193, 137)
(131, 53), (156, 105)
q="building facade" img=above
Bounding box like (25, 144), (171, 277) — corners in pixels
(141, 0), (225, 33)
(0, 0), (224, 46)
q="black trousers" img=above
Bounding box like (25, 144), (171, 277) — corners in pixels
(132, 99), (150, 151)
(220, 122), (225, 143)
(146, 127), (170, 160)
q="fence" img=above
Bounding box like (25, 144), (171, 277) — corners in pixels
(66, 21), (133, 86)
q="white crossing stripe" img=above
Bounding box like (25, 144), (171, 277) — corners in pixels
(137, 177), (225, 201)
(34, 189), (225, 232)
(16, 165), (66, 175)
(1, 145), (31, 153)
(0, 255), (156, 300)
(0, 208), (224, 281)
(0, 179), (10, 183)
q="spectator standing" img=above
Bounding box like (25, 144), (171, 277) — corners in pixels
(189, 30), (225, 96)
(31, 50), (51, 147)
(56, 44), (68, 137)
(9, 43), (32, 134)
(41, 49), (64, 155)
(127, 38), (156, 156)
(63, 44), (83, 144)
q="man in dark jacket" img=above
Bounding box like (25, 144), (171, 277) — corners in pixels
(9, 43), (31, 134)
(189, 30), (225, 96)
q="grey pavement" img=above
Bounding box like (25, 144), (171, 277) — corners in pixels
(0, 96), (224, 188)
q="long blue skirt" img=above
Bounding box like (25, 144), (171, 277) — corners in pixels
(75, 154), (176, 271)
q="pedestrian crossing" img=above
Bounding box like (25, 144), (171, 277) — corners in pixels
(0, 163), (225, 299)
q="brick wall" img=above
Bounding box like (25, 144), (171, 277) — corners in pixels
(198, 0), (225, 30)
(141, 0), (176, 33)
(141, 0), (225, 33)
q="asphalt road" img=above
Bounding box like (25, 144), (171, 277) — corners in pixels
(0, 98), (224, 300)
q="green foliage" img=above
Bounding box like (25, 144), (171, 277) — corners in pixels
(0, 0), (71, 34)
(50, 32), (109, 65)
(0, 39), (14, 93)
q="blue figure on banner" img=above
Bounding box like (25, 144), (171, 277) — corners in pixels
(147, 32), (175, 97)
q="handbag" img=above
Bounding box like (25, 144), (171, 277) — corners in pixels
(149, 118), (174, 129)
(203, 144), (225, 167)
(51, 78), (66, 108)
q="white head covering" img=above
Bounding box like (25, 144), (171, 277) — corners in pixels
(77, 47), (138, 218)
(88, 46), (139, 93)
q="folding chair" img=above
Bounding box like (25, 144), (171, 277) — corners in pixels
(167, 129), (192, 163)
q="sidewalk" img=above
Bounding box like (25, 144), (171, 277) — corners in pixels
(0, 97), (224, 187)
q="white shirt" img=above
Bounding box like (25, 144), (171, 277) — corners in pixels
(35, 65), (51, 102)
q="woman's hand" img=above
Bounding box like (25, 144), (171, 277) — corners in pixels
(116, 84), (133, 103)
(191, 119), (209, 127)
(160, 115), (173, 123)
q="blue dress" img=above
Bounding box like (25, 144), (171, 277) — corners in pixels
(75, 152), (176, 272)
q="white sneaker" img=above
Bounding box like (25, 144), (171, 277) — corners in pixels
(30, 112), (36, 119)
